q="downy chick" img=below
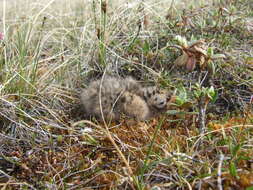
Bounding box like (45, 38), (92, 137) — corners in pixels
(80, 76), (143, 121)
(80, 76), (171, 122)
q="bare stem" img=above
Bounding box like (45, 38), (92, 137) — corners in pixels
(198, 95), (207, 135)
(217, 154), (224, 190)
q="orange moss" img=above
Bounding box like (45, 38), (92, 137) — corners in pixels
(223, 171), (253, 189)
(209, 113), (253, 130)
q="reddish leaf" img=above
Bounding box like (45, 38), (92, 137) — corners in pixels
(174, 52), (188, 67)
(186, 55), (196, 71)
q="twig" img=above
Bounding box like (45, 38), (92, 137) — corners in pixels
(170, 152), (204, 163)
(198, 95), (207, 135)
(217, 154), (224, 190)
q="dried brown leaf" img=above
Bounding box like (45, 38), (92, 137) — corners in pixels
(186, 55), (196, 71)
(174, 52), (188, 67)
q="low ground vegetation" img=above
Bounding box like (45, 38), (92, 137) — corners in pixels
(0, 0), (252, 189)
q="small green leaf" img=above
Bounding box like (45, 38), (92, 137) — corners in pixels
(245, 56), (253, 65)
(212, 54), (226, 59)
(231, 144), (241, 157)
(174, 35), (188, 47)
(194, 90), (202, 99)
(237, 155), (251, 162)
(142, 40), (150, 54)
(194, 83), (201, 89)
(208, 86), (215, 96)
(207, 60), (216, 75)
(57, 135), (63, 143)
(175, 96), (184, 106)
(82, 133), (98, 145)
(207, 86), (215, 99)
(210, 90), (218, 103)
(229, 162), (238, 177)
(175, 87), (188, 106)
(246, 186), (253, 190)
(205, 86), (218, 102)
(207, 47), (214, 56)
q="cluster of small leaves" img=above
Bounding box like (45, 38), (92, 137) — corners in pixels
(193, 84), (218, 103)
(173, 35), (225, 73)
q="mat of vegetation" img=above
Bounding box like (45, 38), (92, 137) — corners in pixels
(0, 0), (252, 189)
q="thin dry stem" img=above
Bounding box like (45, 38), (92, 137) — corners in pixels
(217, 154), (224, 190)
